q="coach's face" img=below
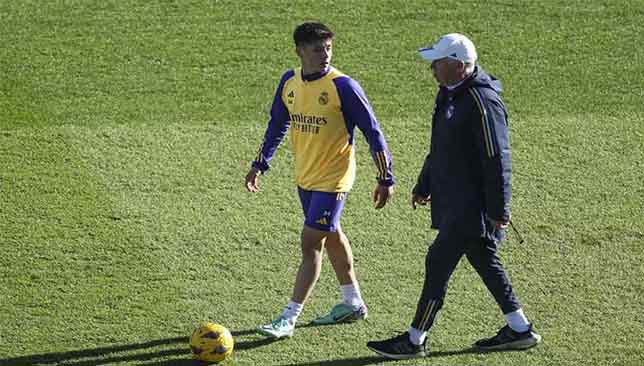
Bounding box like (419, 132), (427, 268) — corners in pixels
(297, 38), (332, 75)
(431, 57), (465, 86)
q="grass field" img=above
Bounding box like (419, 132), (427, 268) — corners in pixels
(1, 1), (643, 365)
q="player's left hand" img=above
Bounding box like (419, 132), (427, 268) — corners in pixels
(373, 183), (394, 209)
(244, 167), (262, 192)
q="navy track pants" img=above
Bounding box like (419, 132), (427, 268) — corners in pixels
(411, 230), (522, 331)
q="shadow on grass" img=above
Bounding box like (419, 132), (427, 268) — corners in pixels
(1, 324), (491, 366)
(275, 348), (482, 366)
(0, 328), (277, 366)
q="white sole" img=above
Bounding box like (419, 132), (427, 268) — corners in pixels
(256, 328), (293, 339)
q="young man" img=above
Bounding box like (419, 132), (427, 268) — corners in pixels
(366, 33), (541, 359)
(245, 22), (395, 339)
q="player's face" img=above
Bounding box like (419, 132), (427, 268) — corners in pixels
(297, 39), (333, 75)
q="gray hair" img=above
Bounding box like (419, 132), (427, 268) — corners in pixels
(464, 62), (475, 75)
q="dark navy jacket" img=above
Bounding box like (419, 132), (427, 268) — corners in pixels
(413, 66), (512, 240)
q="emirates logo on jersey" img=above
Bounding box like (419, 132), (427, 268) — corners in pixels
(318, 91), (329, 105)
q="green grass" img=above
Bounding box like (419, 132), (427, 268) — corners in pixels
(1, 1), (643, 365)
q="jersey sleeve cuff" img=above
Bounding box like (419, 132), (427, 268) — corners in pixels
(377, 177), (396, 187)
(251, 161), (269, 173)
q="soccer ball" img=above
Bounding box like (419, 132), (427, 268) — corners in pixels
(189, 323), (234, 363)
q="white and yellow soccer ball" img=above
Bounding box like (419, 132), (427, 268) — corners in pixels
(189, 323), (234, 363)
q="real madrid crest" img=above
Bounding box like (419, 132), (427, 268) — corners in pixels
(446, 104), (455, 120)
(318, 91), (329, 105)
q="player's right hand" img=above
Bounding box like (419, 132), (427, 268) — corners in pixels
(373, 183), (394, 209)
(244, 167), (262, 192)
(411, 193), (430, 209)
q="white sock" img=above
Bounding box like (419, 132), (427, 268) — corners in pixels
(408, 326), (427, 346)
(340, 283), (364, 309)
(281, 301), (303, 323)
(505, 308), (530, 333)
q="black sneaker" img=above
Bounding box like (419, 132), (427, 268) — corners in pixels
(366, 332), (427, 360)
(475, 324), (542, 351)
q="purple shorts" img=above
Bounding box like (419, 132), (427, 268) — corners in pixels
(298, 187), (348, 232)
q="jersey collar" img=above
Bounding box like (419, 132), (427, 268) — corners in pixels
(301, 66), (331, 82)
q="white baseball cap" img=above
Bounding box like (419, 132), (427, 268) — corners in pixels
(419, 33), (477, 63)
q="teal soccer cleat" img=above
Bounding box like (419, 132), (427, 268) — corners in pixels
(256, 316), (295, 339)
(312, 303), (368, 325)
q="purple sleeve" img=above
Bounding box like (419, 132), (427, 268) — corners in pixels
(333, 76), (395, 186)
(251, 70), (294, 173)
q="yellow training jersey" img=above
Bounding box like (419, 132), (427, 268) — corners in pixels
(253, 66), (394, 192)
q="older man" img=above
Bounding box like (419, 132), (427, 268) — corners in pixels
(366, 33), (541, 359)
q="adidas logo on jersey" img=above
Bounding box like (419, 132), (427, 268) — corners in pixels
(315, 217), (329, 226)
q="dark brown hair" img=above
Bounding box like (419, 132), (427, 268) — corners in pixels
(293, 22), (334, 46)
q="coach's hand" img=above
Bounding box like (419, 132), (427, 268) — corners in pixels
(244, 167), (262, 192)
(411, 193), (430, 209)
(489, 216), (510, 230)
(373, 183), (394, 209)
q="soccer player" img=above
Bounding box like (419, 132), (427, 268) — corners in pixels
(366, 33), (541, 359)
(245, 22), (395, 339)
